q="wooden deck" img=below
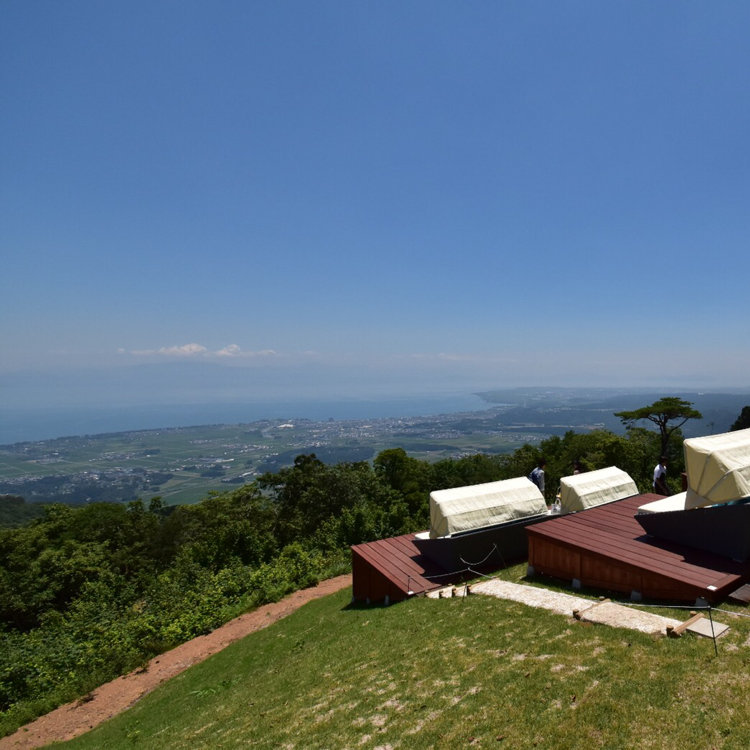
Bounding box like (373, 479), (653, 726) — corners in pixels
(351, 533), (455, 603)
(528, 493), (750, 603)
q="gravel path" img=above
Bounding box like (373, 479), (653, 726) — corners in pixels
(470, 579), (682, 634)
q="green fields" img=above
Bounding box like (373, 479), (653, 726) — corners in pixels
(0, 415), (533, 506)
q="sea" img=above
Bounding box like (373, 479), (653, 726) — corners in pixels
(0, 392), (493, 445)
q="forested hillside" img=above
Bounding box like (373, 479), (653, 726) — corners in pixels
(0, 425), (677, 737)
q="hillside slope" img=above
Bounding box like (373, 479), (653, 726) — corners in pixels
(38, 575), (750, 750)
(0, 576), (351, 749)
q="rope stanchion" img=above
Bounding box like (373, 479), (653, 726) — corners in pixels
(707, 605), (719, 656)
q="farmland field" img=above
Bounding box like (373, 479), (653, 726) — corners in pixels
(0, 414), (532, 506)
(2, 388), (747, 506)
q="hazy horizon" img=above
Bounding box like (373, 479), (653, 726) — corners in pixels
(3, 3), (749, 425)
(3, 379), (750, 445)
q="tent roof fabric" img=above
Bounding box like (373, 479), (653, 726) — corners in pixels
(684, 427), (750, 509)
(429, 477), (547, 539)
(559, 466), (638, 513)
(637, 492), (688, 514)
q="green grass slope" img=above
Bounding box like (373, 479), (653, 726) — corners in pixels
(59, 584), (750, 750)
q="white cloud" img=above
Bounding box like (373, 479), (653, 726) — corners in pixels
(124, 343), (278, 360)
(159, 343), (208, 357)
(128, 343), (208, 357)
(216, 344), (242, 357)
(216, 345), (278, 358)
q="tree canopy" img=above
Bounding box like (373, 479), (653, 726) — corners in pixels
(615, 397), (702, 457)
(731, 406), (750, 432)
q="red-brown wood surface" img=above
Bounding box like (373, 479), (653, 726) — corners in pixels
(353, 494), (750, 605)
(351, 533), (446, 603)
(528, 494), (750, 602)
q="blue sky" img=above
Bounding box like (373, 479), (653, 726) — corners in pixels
(2, 1), (750, 414)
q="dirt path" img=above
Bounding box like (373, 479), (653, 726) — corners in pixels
(0, 575), (352, 749)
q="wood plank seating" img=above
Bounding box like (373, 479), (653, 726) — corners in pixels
(352, 533), (452, 604)
(728, 583), (750, 604)
(528, 494), (750, 603)
(353, 493), (750, 606)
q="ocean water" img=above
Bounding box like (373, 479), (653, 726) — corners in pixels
(0, 392), (492, 445)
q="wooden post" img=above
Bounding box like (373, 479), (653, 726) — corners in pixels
(667, 613), (704, 638)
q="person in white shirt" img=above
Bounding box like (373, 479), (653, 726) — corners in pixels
(653, 456), (669, 495)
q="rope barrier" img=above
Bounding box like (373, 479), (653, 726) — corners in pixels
(466, 567), (502, 581)
(422, 567), (471, 580)
(603, 598), (750, 620)
(406, 544), (747, 658)
(411, 543), (507, 585)
(712, 607), (750, 620)
(572, 596), (732, 656)
(614, 600), (709, 611)
(459, 543), (500, 568)
(419, 561), (741, 656)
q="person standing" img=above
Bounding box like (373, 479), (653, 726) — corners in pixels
(653, 456), (669, 495)
(530, 458), (546, 497)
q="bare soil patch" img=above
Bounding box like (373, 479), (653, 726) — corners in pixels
(0, 575), (352, 749)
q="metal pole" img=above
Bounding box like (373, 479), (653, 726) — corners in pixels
(707, 605), (718, 656)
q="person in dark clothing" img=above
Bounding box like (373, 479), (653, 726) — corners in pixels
(530, 459), (547, 497)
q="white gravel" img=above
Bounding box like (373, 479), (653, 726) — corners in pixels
(469, 579), (682, 636)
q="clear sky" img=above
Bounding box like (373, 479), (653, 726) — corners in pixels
(2, 1), (750, 414)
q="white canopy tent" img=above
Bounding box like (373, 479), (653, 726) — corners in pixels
(683, 427), (750, 509)
(558, 466), (638, 513)
(429, 477), (547, 539)
(637, 492), (688, 514)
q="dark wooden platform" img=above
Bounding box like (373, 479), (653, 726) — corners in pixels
(527, 493), (750, 603)
(352, 533), (454, 603)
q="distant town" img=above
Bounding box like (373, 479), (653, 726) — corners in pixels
(1, 388), (748, 506)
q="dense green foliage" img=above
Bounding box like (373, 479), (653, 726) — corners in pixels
(731, 405), (750, 431)
(0, 425), (672, 737)
(0, 495), (45, 528)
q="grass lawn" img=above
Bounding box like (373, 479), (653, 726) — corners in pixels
(59, 577), (750, 750)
